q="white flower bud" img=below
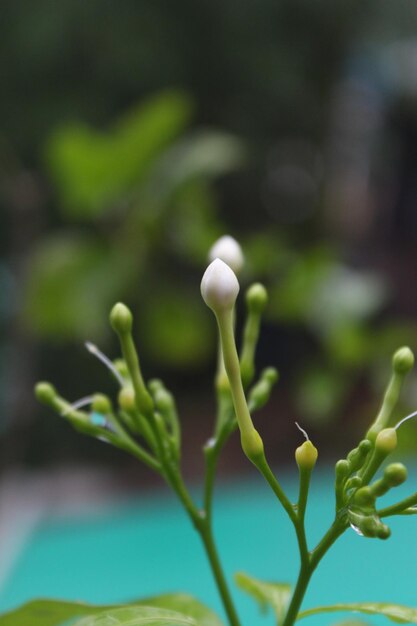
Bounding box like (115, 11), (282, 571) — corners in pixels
(208, 235), (244, 274)
(201, 258), (240, 312)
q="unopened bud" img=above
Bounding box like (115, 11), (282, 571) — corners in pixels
(110, 303), (133, 334)
(208, 235), (244, 274)
(295, 440), (318, 471)
(393, 346), (414, 375)
(375, 428), (397, 454)
(118, 386), (136, 412)
(241, 428), (264, 463)
(384, 462), (407, 487)
(91, 394), (112, 415)
(35, 382), (57, 405)
(246, 283), (268, 314)
(201, 259), (240, 313)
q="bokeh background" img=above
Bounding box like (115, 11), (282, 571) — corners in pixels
(1, 0), (417, 619)
(0, 0), (417, 623)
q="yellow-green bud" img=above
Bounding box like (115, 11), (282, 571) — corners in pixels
(110, 302), (133, 334)
(375, 428), (397, 454)
(241, 428), (264, 463)
(246, 283), (268, 314)
(263, 368), (279, 384)
(118, 386), (136, 412)
(384, 462), (407, 487)
(91, 394), (112, 414)
(295, 440), (318, 471)
(35, 382), (57, 405)
(393, 346), (414, 374)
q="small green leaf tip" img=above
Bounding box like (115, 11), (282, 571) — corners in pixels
(110, 302), (133, 334)
(35, 381), (56, 405)
(201, 258), (240, 312)
(392, 346), (414, 374)
(246, 283), (268, 314)
(295, 440), (318, 471)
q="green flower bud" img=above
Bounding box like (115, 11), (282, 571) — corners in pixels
(35, 382), (57, 405)
(110, 302), (133, 334)
(246, 283), (268, 314)
(114, 359), (129, 379)
(335, 459), (350, 479)
(384, 462), (407, 487)
(392, 346), (414, 374)
(201, 259), (240, 313)
(118, 386), (136, 412)
(295, 440), (318, 471)
(91, 394), (112, 415)
(241, 428), (264, 463)
(353, 486), (375, 507)
(375, 428), (397, 454)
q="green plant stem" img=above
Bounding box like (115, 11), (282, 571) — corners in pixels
(158, 449), (241, 626)
(282, 521), (346, 626)
(378, 492), (417, 517)
(199, 521), (242, 626)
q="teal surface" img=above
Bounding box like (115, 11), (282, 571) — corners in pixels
(1, 468), (416, 626)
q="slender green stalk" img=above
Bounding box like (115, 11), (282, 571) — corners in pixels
(282, 521), (346, 626)
(199, 522), (242, 626)
(378, 492), (417, 517)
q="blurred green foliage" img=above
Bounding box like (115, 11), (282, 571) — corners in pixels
(24, 91), (245, 366)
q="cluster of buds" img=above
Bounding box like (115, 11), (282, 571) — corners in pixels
(334, 347), (416, 539)
(36, 234), (417, 545)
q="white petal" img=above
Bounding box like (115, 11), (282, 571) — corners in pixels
(201, 258), (240, 312)
(208, 235), (244, 273)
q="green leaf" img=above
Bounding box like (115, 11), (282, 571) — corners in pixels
(235, 572), (291, 625)
(135, 594), (224, 626)
(0, 599), (118, 626)
(297, 602), (417, 624)
(73, 606), (196, 626)
(331, 622), (371, 626)
(331, 621), (372, 626)
(0, 595), (222, 626)
(46, 91), (193, 218)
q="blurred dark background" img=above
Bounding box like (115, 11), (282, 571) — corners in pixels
(2, 0), (417, 488)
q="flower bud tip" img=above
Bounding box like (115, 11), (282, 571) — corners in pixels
(110, 302), (133, 334)
(208, 235), (244, 274)
(35, 382), (56, 404)
(201, 258), (240, 312)
(393, 346), (414, 374)
(375, 427), (397, 454)
(295, 440), (318, 471)
(246, 283), (268, 314)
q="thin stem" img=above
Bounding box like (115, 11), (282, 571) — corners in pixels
(282, 521), (346, 626)
(199, 522), (242, 626)
(255, 456), (297, 525)
(378, 492), (417, 517)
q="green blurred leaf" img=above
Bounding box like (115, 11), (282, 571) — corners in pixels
(23, 235), (131, 340)
(74, 606), (196, 626)
(295, 366), (349, 424)
(235, 571), (291, 625)
(145, 131), (245, 206)
(0, 599), (117, 626)
(136, 594), (224, 626)
(297, 602), (417, 623)
(140, 289), (215, 367)
(46, 91), (193, 218)
(331, 621), (372, 626)
(268, 247), (334, 323)
(0, 595), (222, 626)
